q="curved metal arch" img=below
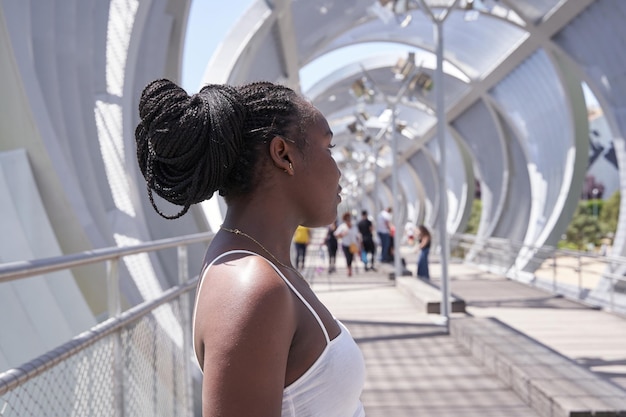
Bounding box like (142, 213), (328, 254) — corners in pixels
(303, 7), (529, 81)
(427, 129), (471, 234)
(407, 145), (439, 227)
(487, 49), (577, 247)
(398, 158), (427, 224)
(536, 45), (590, 245)
(551, 0), (626, 261)
(394, 163), (420, 227)
(451, 96), (508, 240)
(482, 97), (532, 245)
(447, 124), (476, 235)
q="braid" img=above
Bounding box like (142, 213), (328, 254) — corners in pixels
(135, 79), (311, 219)
(135, 79), (245, 219)
(221, 82), (305, 196)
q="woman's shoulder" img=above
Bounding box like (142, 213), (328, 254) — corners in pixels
(193, 252), (299, 403)
(196, 252), (296, 326)
(204, 251), (292, 295)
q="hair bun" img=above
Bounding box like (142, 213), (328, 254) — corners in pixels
(135, 79), (246, 219)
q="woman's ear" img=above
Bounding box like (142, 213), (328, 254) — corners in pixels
(268, 136), (294, 175)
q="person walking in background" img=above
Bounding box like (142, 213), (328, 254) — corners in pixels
(335, 212), (361, 277)
(416, 225), (431, 280)
(293, 225), (311, 270)
(325, 220), (339, 273)
(389, 223), (396, 263)
(135, 79), (366, 416)
(357, 210), (376, 271)
(377, 207), (393, 263)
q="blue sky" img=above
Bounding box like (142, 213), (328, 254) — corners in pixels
(181, 0), (367, 93)
(182, 0), (253, 92)
(180, 0), (410, 94)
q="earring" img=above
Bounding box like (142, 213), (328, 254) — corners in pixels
(289, 162), (293, 171)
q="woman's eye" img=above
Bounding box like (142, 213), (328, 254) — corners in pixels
(328, 144), (336, 149)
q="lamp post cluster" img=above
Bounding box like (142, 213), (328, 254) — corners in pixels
(348, 55), (429, 280)
(346, 0), (462, 329)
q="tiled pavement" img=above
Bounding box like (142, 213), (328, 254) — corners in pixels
(302, 232), (626, 416)
(313, 280), (541, 416)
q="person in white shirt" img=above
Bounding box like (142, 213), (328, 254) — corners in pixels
(376, 207), (393, 263)
(335, 212), (361, 277)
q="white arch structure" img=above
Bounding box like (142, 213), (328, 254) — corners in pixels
(1, 0), (626, 368)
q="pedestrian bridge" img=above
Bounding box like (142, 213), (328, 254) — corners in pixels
(1, 231), (624, 416)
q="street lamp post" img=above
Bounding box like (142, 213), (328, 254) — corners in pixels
(416, 0), (459, 331)
(372, 0), (462, 329)
(370, 126), (391, 226)
(390, 105), (403, 279)
(351, 68), (417, 280)
(434, 18), (451, 328)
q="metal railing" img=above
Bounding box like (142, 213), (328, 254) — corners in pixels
(1, 229), (624, 416)
(0, 232), (214, 417)
(450, 233), (626, 314)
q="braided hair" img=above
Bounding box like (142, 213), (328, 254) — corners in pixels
(135, 79), (309, 219)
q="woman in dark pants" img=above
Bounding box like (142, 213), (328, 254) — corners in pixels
(416, 225), (431, 280)
(325, 220), (339, 273)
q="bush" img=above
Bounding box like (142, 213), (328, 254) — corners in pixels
(599, 190), (620, 235)
(464, 199), (482, 235)
(559, 191), (620, 250)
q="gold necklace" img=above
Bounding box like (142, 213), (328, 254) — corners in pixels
(220, 226), (306, 281)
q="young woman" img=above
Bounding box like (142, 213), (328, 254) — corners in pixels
(325, 220), (339, 273)
(416, 225), (431, 280)
(334, 212), (361, 277)
(135, 79), (366, 417)
(293, 225), (311, 270)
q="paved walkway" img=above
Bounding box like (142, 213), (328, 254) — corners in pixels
(302, 233), (626, 416)
(430, 260), (626, 391)
(313, 280), (541, 416)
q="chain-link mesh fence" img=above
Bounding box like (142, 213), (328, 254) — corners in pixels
(0, 284), (195, 417)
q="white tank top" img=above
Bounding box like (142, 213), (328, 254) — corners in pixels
(192, 250), (366, 417)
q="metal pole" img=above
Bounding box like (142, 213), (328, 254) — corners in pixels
(177, 246), (194, 416)
(434, 19), (451, 330)
(373, 146), (381, 224)
(391, 105), (403, 280)
(553, 251), (558, 291)
(577, 254), (583, 296)
(107, 258), (124, 417)
(107, 258), (121, 317)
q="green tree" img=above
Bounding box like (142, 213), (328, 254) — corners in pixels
(599, 190), (620, 235)
(563, 202), (602, 250)
(464, 199), (482, 235)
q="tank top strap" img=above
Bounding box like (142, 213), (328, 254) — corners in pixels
(193, 250), (330, 348)
(266, 259), (331, 344)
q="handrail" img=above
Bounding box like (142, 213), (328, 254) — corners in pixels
(0, 231), (215, 416)
(0, 278), (198, 395)
(449, 233), (626, 315)
(0, 231), (214, 283)
(452, 232), (626, 282)
(0, 229), (623, 405)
